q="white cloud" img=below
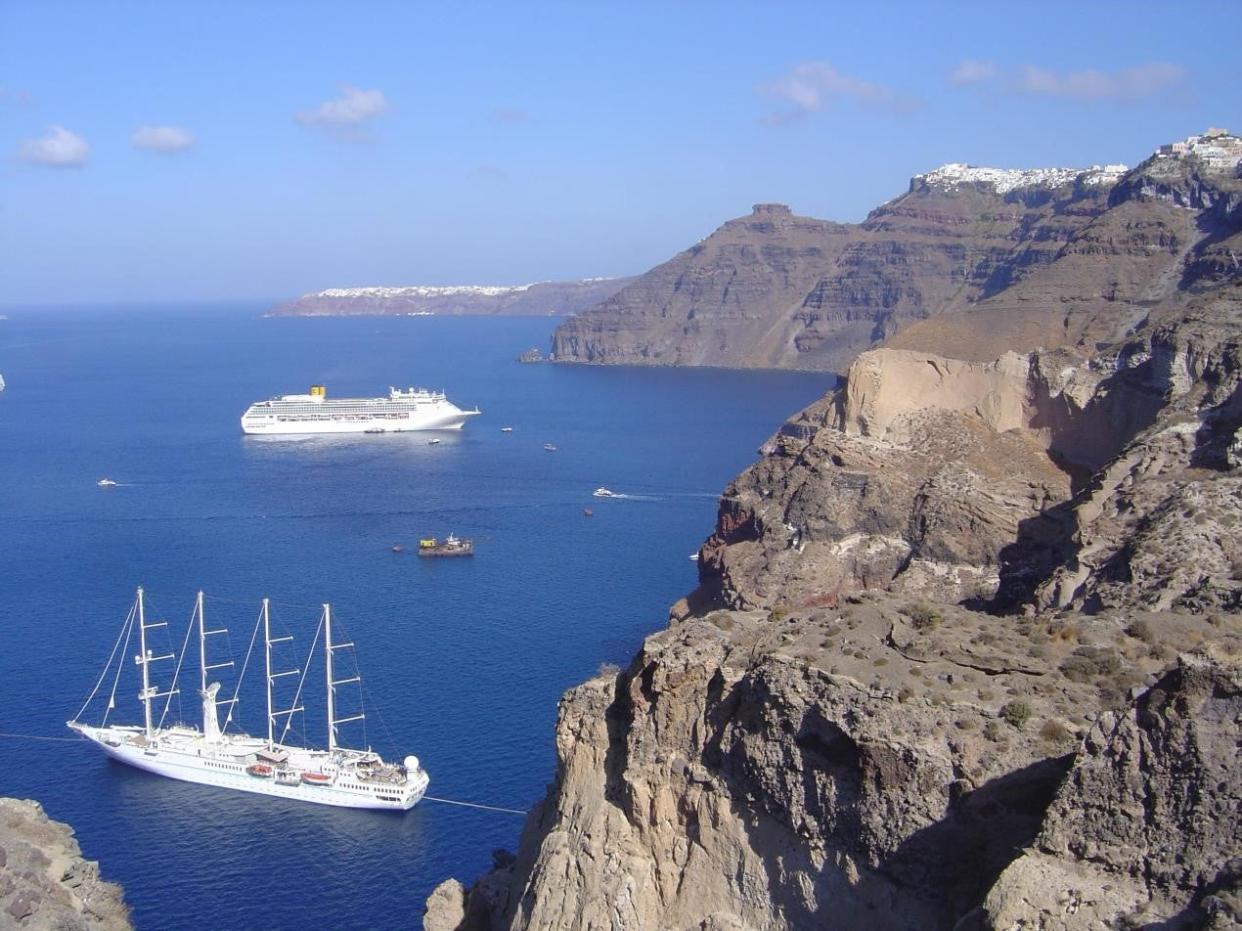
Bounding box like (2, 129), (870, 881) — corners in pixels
(1014, 62), (1186, 100)
(18, 125), (89, 167)
(131, 125), (195, 153)
(950, 60), (1187, 101)
(948, 59), (998, 86)
(297, 86), (390, 130)
(759, 61), (919, 124)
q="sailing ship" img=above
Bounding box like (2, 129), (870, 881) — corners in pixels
(68, 588), (429, 810)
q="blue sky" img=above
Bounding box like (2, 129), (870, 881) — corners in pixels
(2, 0), (1239, 305)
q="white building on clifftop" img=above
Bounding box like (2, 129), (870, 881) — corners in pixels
(1156, 128), (1242, 170)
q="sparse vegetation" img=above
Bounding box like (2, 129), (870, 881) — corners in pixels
(1001, 700), (1032, 730)
(1060, 645), (1122, 683)
(983, 720), (1005, 742)
(1126, 618), (1155, 643)
(903, 601), (943, 631)
(1039, 719), (1072, 743)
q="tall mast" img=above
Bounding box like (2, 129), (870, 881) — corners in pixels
(138, 587), (152, 737)
(197, 591), (207, 698)
(263, 598), (273, 748)
(324, 604), (335, 752)
(262, 598), (302, 750)
(324, 604), (362, 752)
(135, 587), (175, 737)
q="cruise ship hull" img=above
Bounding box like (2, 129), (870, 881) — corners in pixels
(72, 725), (428, 811)
(241, 407), (478, 435)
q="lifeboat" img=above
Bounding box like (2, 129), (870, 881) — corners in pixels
(301, 771), (332, 786)
(246, 763), (273, 778)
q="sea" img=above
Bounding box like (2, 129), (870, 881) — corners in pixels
(0, 305), (831, 930)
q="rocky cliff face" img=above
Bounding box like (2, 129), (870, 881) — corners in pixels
(267, 277), (635, 317)
(552, 144), (1238, 373)
(0, 798), (129, 930)
(425, 138), (1242, 931)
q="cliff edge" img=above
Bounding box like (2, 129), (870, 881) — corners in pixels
(426, 133), (1242, 931)
(0, 799), (129, 931)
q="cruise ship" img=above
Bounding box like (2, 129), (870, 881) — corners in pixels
(240, 384), (479, 435)
(69, 589), (429, 811)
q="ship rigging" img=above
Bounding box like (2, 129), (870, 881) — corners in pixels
(68, 588), (428, 810)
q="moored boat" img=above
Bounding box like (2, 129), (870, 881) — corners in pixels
(241, 383), (480, 435)
(68, 589), (429, 811)
(417, 534), (474, 557)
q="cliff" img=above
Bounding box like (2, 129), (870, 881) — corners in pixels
(552, 135), (1240, 372)
(425, 135), (1242, 930)
(0, 798), (129, 930)
(266, 277), (635, 317)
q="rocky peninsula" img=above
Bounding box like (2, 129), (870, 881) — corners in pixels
(551, 131), (1242, 373)
(425, 134), (1242, 930)
(267, 277), (634, 317)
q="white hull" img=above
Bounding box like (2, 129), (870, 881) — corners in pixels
(72, 724), (428, 811)
(241, 386), (480, 435)
(241, 408), (477, 435)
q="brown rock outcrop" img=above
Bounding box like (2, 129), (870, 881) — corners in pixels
(0, 798), (129, 931)
(425, 135), (1242, 931)
(974, 654), (1242, 930)
(554, 141), (1240, 374)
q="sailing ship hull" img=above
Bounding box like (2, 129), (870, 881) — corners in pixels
(70, 589), (430, 812)
(74, 726), (427, 811)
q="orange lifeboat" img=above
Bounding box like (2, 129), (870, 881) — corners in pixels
(301, 771), (332, 786)
(246, 763), (273, 778)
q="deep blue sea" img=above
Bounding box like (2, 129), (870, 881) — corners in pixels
(0, 306), (830, 930)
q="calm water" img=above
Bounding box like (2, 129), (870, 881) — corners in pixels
(0, 306), (830, 930)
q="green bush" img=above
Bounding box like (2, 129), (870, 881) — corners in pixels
(1001, 700), (1032, 730)
(904, 601), (943, 631)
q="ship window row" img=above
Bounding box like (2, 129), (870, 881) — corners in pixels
(271, 414), (414, 422)
(265, 402), (436, 412)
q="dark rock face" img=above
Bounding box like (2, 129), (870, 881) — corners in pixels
(267, 277), (635, 317)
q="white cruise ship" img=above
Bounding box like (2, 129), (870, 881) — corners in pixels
(240, 384), (479, 435)
(69, 589), (429, 811)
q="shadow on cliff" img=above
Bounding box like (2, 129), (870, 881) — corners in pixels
(702, 668), (1074, 928)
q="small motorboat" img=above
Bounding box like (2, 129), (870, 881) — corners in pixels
(544, 443), (557, 452)
(246, 763), (274, 778)
(417, 534), (474, 557)
(593, 487), (618, 498)
(391, 544), (405, 554)
(689, 553), (700, 561)
(427, 438), (441, 445)
(97, 478), (117, 487)
(583, 508), (594, 517)
(301, 771), (332, 786)
(501, 427), (513, 433)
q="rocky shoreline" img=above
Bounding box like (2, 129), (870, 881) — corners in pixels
(0, 798), (129, 930)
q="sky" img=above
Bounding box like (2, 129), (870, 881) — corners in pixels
(2, 0), (1240, 306)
